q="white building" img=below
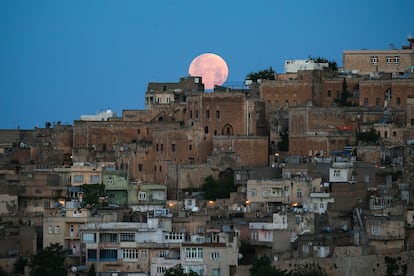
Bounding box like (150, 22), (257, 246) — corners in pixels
(80, 109), (116, 121)
(284, 59), (328, 73)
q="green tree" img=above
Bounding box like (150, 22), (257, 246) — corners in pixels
(87, 263), (96, 276)
(356, 128), (380, 145)
(308, 56), (338, 71)
(164, 265), (198, 276)
(14, 257), (27, 275)
(246, 67), (275, 82)
(201, 175), (236, 200)
(289, 263), (327, 276)
(81, 184), (106, 207)
(250, 256), (286, 276)
(30, 243), (66, 276)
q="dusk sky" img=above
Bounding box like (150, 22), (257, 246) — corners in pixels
(1, 0), (412, 129)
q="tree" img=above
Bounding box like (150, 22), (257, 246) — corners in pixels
(289, 263), (327, 276)
(308, 55), (338, 71)
(14, 257), (28, 275)
(30, 243), (66, 276)
(87, 263), (96, 276)
(164, 265), (199, 276)
(246, 67), (275, 82)
(81, 184), (106, 207)
(201, 175), (236, 200)
(250, 256), (286, 276)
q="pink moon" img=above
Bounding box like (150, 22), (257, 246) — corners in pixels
(188, 53), (229, 90)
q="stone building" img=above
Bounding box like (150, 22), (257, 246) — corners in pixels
(343, 36), (414, 77)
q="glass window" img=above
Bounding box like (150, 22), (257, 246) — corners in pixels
(90, 175), (100, 184)
(74, 175), (84, 183)
(83, 233), (96, 243)
(122, 249), (138, 260)
(87, 249), (97, 261)
(394, 56), (400, 64)
(371, 56), (378, 65)
(120, 233), (135, 242)
(100, 233), (118, 243)
(140, 250), (148, 259)
(99, 249), (117, 261)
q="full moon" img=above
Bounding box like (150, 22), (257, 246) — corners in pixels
(188, 53), (229, 90)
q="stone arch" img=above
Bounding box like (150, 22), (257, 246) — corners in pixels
(221, 124), (234, 135)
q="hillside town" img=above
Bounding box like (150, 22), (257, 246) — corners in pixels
(1, 37), (414, 276)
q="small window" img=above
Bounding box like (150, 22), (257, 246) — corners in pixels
(327, 90), (331, 97)
(206, 110), (210, 119)
(364, 98), (368, 106)
(138, 164), (143, 172)
(216, 110), (220, 119)
(376, 97), (380, 106)
(74, 175), (84, 183)
(172, 143), (176, 152)
(189, 144), (192, 151)
(394, 56), (400, 64)
(371, 56), (378, 65)
(386, 56), (392, 64)
(397, 97), (401, 105)
(204, 126), (209, 134)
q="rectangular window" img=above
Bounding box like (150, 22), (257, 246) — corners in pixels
(83, 233), (96, 243)
(90, 175), (99, 184)
(140, 250), (148, 259)
(371, 56), (378, 65)
(394, 56), (400, 64)
(48, 225), (53, 234)
(334, 170), (341, 177)
(74, 175), (84, 183)
(319, 202), (324, 209)
(122, 248), (138, 260)
(327, 90), (331, 97)
(216, 110), (220, 119)
(161, 144), (163, 151)
(371, 225), (381, 235)
(120, 233), (135, 242)
(172, 143), (176, 152)
(138, 192), (146, 200)
(99, 249), (117, 261)
(364, 98), (368, 106)
(100, 233), (118, 243)
(271, 188), (282, 197)
(251, 188), (257, 197)
(213, 269), (220, 276)
(297, 189), (302, 198)
(386, 56), (392, 64)
(211, 252), (220, 261)
(376, 97), (380, 106)
(206, 110), (210, 119)
(397, 97), (401, 105)
(184, 247), (203, 260)
(87, 249), (97, 261)
(138, 164), (142, 172)
(262, 189), (269, 197)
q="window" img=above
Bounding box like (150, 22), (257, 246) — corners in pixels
(275, 100), (279, 108)
(90, 175), (99, 184)
(189, 144), (192, 151)
(83, 233), (96, 243)
(195, 110), (199, 118)
(206, 110), (210, 119)
(364, 98), (368, 106)
(122, 249), (138, 260)
(120, 233), (135, 242)
(334, 170), (341, 177)
(140, 250), (148, 259)
(251, 231), (258, 240)
(394, 56), (400, 64)
(55, 225), (60, 234)
(157, 267), (167, 274)
(138, 164), (142, 172)
(262, 189), (269, 197)
(211, 252), (220, 261)
(74, 175), (84, 183)
(297, 189), (302, 198)
(371, 56), (378, 65)
(216, 110), (220, 119)
(371, 225), (381, 235)
(100, 233), (118, 243)
(138, 192), (146, 200)
(87, 249), (97, 261)
(107, 177), (113, 185)
(212, 269), (220, 276)
(204, 126), (209, 134)
(100, 249), (117, 261)
(327, 90), (331, 97)
(172, 143), (176, 152)
(48, 225), (53, 234)
(271, 188), (282, 197)
(159, 250), (166, 257)
(319, 202), (324, 209)
(376, 97), (380, 106)
(190, 110), (193, 119)
(160, 144), (163, 151)
(184, 247), (203, 260)
(386, 56), (392, 64)
(364, 175), (370, 183)
(397, 97), (401, 105)
(393, 131), (397, 137)
(251, 188), (257, 197)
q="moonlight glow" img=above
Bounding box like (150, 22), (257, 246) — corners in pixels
(188, 53), (229, 90)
